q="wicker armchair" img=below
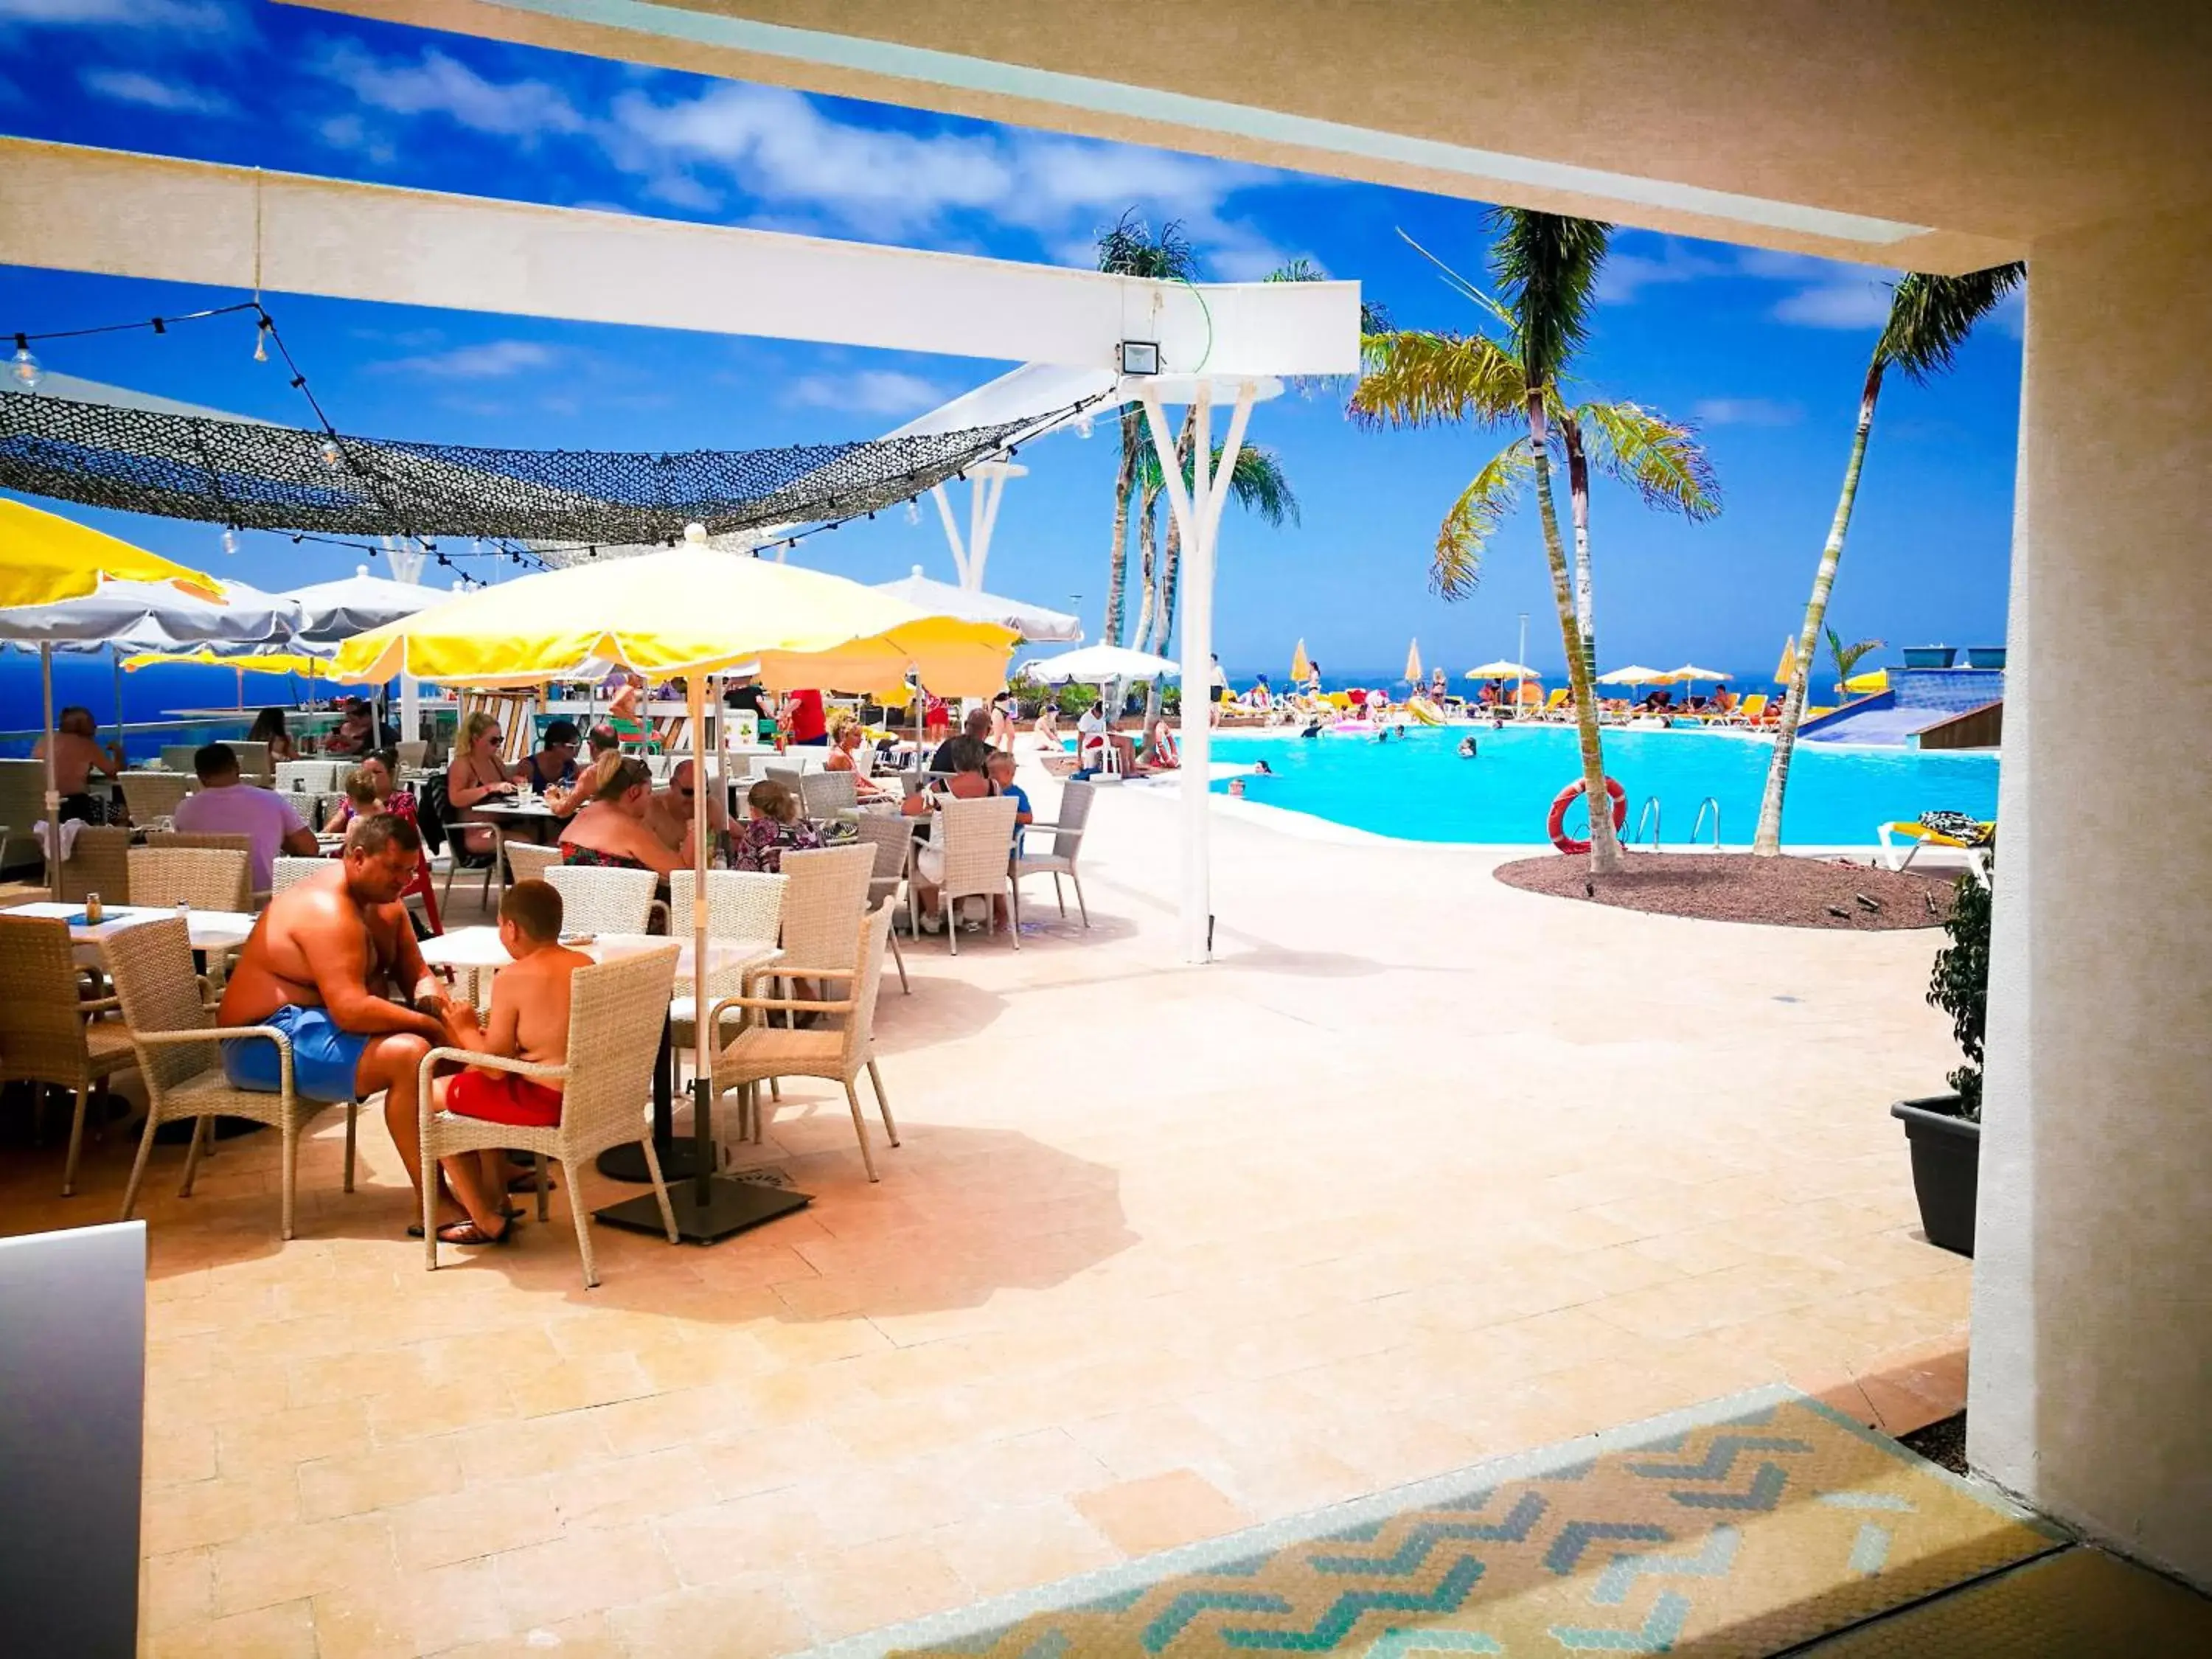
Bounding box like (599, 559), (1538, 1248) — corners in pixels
(396, 740), (430, 771)
(768, 844), (872, 988)
(504, 841), (562, 888)
(545, 863), (660, 934)
(271, 855), (327, 895)
(0, 914), (141, 1196)
(144, 830), (253, 860)
(931, 795), (1021, 953)
(116, 769), (192, 824)
(415, 945), (681, 1287)
(128, 846), (251, 912)
(230, 741), (272, 782)
(799, 768), (857, 818)
(52, 824), (132, 905)
(847, 813), (914, 993)
(1012, 779), (1096, 929)
(667, 869), (784, 1056)
(105, 917), (359, 1239)
(709, 905), (898, 1178)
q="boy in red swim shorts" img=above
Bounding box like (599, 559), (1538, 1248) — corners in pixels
(428, 880), (592, 1245)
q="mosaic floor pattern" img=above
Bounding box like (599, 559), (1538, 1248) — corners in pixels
(799, 1386), (2063, 1658)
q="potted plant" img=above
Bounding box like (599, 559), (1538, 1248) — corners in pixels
(1893, 855), (1992, 1255)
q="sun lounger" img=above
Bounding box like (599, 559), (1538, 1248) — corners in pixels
(1879, 818), (1995, 875)
(1723, 693), (1768, 726)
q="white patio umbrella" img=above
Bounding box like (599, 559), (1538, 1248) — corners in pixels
(1670, 664), (1730, 683)
(1018, 644), (1180, 684)
(1596, 665), (1677, 686)
(874, 566), (1082, 643)
(1466, 660), (1540, 680)
(278, 565), (448, 641)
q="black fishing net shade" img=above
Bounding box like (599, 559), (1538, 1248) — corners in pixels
(0, 389), (1091, 547)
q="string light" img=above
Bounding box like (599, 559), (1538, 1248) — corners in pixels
(904, 499), (920, 526)
(9, 335), (41, 391)
(220, 527), (240, 557)
(318, 438), (343, 470)
(252, 316), (270, 364)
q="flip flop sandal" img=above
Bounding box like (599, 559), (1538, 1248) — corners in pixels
(436, 1217), (514, 1247)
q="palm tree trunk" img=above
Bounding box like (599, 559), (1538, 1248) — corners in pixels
(1103, 405), (1140, 647)
(1753, 359), (1885, 855)
(1562, 417), (1596, 674)
(1528, 394), (1621, 873)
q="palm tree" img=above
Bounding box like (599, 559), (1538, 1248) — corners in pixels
(1352, 213), (1719, 871)
(1094, 212), (1199, 652)
(1751, 263), (2024, 854)
(1825, 627), (1884, 702)
(1133, 430), (1298, 744)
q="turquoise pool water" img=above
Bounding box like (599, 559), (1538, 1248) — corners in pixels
(1208, 725), (2000, 846)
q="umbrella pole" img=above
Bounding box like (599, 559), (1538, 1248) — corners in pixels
(41, 644), (62, 901)
(687, 672), (714, 1208)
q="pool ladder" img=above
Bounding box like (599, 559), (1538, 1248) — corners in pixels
(1632, 796), (1724, 850)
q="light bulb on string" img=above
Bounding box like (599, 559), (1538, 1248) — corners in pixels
(252, 317), (269, 364)
(220, 527), (240, 557)
(9, 335), (42, 391)
(318, 438), (342, 470)
(905, 498), (921, 526)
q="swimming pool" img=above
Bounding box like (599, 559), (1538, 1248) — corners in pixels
(1208, 725), (2000, 846)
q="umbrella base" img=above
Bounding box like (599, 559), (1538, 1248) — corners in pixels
(595, 1176), (810, 1244)
(595, 1138), (705, 1183)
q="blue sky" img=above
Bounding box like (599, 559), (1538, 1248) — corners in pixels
(0, 0), (2023, 683)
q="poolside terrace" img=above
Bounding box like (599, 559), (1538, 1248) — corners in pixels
(0, 765), (1975, 1655)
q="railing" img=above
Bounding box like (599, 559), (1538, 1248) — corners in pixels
(1633, 796), (1662, 849)
(1691, 796), (1722, 848)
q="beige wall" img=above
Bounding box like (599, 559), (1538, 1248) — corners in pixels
(1970, 205), (2212, 1586)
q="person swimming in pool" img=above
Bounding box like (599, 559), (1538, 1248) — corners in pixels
(1458, 735), (1479, 758)
(1251, 759), (1273, 776)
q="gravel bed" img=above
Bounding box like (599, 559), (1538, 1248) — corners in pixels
(1900, 1411), (1969, 1474)
(1493, 852), (1959, 929)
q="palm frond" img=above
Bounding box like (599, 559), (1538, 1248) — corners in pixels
(1350, 330), (1527, 431)
(1879, 263), (2025, 385)
(1394, 229), (1515, 337)
(1431, 440), (1531, 598)
(1221, 444), (1298, 528)
(1096, 209), (1200, 281)
(1571, 400), (1722, 521)
(1486, 209), (1612, 389)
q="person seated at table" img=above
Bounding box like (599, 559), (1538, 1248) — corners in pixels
(898, 751), (993, 931)
(444, 712), (518, 865)
(559, 754), (686, 874)
(731, 776), (824, 874)
(219, 813), (452, 1225)
(324, 764), (386, 834)
(421, 879), (592, 1245)
(985, 749), (1033, 834)
(643, 757), (729, 855)
(823, 712), (894, 801)
(175, 742), (319, 891)
(552, 723), (620, 818)
(524, 719), (582, 796)
(322, 698), (376, 757)
(1074, 702), (1141, 775)
(33, 704), (124, 824)
(929, 706), (993, 775)
(246, 706), (298, 765)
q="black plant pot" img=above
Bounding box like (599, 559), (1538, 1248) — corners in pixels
(1891, 1093), (1979, 1256)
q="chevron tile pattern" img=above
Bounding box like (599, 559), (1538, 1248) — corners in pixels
(798, 1388), (2063, 1659)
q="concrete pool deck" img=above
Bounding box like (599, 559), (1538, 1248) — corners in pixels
(2, 765), (1975, 1655)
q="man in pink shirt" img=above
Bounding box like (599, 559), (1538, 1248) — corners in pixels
(173, 742), (320, 891)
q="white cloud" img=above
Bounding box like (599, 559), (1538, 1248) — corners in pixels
(785, 369), (945, 417)
(1691, 397), (1803, 427)
(80, 66), (234, 116)
(375, 340), (557, 380)
(308, 40), (585, 143)
(1770, 275), (1896, 329)
(1596, 239), (1732, 304)
(0, 0), (229, 26)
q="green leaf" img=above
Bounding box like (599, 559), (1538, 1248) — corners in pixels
(1431, 441), (1531, 597)
(1350, 330), (1526, 431)
(1570, 400), (1721, 521)
(1879, 263), (2025, 386)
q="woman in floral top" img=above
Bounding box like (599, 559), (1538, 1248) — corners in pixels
(732, 778), (824, 874)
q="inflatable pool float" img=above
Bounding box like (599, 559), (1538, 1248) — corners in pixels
(1402, 697), (1446, 726)
(1327, 720), (1378, 736)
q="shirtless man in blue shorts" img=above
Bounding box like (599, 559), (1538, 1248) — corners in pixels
(219, 813), (451, 1231)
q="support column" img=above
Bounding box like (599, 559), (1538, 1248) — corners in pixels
(1969, 205), (2212, 1588)
(388, 549), (426, 748)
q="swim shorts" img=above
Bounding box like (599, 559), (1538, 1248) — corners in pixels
(446, 1068), (563, 1129)
(220, 1004), (369, 1104)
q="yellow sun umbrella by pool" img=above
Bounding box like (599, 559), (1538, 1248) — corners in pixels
(0, 497), (223, 608)
(1775, 635), (1801, 684)
(1843, 667), (1890, 695)
(1290, 639), (1313, 685)
(1403, 639), (1422, 684)
(122, 647), (361, 679)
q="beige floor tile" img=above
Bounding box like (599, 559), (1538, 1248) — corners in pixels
(142, 1547), (213, 1637)
(489, 1520), (678, 1629)
(929, 1499), (1124, 1598)
(602, 1574), (814, 1658)
(299, 1438), (467, 1523)
(1072, 1470), (1256, 1557)
(388, 1476), (568, 1573)
(142, 1472), (301, 1557)
(422, 1611), (622, 1659)
(654, 1488), (833, 1585)
(785, 1534), (973, 1643)
(209, 1512), (394, 1618)
(148, 1596), (319, 1659)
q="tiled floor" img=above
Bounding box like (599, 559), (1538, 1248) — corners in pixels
(1, 766), (1977, 1655)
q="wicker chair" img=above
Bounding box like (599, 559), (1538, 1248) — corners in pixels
(1013, 779), (1096, 929)
(396, 740), (430, 771)
(848, 813), (914, 993)
(709, 905), (898, 1178)
(275, 761), (341, 797)
(52, 824), (133, 905)
(271, 855), (327, 895)
(0, 914), (141, 1196)
(116, 769), (192, 824)
(545, 863), (659, 934)
(768, 844), (873, 990)
(158, 745), (201, 774)
(799, 768), (857, 818)
(106, 917), (359, 1239)
(504, 841), (562, 888)
(144, 830), (253, 859)
(415, 945), (681, 1287)
(929, 795), (1021, 954)
(667, 869), (785, 1057)
(128, 846), (251, 912)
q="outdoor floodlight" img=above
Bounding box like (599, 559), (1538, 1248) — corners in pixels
(1118, 340), (1161, 376)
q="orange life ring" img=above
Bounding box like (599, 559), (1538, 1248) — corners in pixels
(1548, 775), (1627, 855)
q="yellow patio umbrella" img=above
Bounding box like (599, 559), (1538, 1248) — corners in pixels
(1775, 634), (1801, 685)
(335, 546), (1015, 1245)
(1402, 639), (1422, 684)
(1289, 638), (1313, 685)
(0, 497), (222, 608)
(1843, 667), (1889, 695)
(121, 647), (355, 678)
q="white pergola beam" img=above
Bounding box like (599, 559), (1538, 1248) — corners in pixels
(0, 138), (1361, 378)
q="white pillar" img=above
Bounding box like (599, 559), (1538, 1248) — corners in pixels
(1969, 205), (2212, 1589)
(1142, 378), (1256, 965)
(384, 554), (425, 747)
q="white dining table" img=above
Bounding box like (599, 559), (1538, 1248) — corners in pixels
(7, 900), (257, 956)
